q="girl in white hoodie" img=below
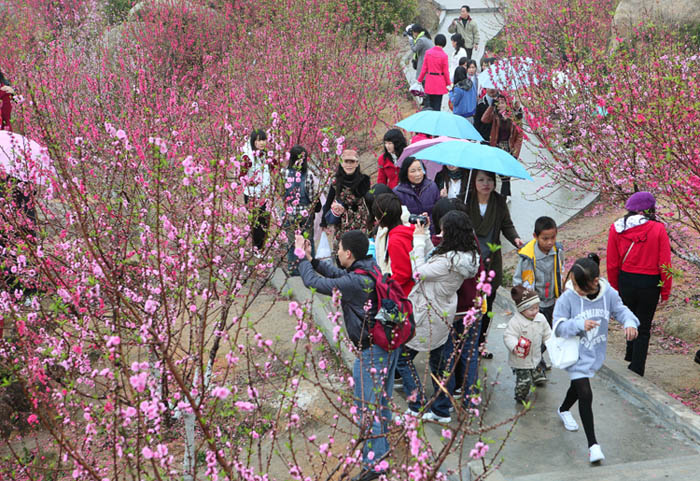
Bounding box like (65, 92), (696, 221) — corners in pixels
(553, 254), (639, 464)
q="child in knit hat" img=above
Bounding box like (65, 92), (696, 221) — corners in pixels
(504, 285), (553, 402)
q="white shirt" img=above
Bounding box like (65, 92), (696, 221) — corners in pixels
(479, 203), (488, 217)
(447, 178), (462, 199)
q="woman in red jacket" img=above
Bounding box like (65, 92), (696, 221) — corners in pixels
(0, 69), (13, 131)
(418, 34), (452, 112)
(606, 192), (672, 377)
(376, 129), (406, 189)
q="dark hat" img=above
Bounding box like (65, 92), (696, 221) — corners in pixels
(625, 192), (656, 212)
(511, 285), (540, 313)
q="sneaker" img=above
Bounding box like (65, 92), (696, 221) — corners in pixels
(422, 411), (451, 423)
(404, 408), (420, 417)
(393, 373), (403, 389)
(453, 387), (463, 398)
(533, 369), (547, 386)
(557, 408), (579, 431)
(589, 444), (605, 463)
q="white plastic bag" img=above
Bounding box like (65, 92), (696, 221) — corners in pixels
(545, 319), (580, 369)
(409, 81), (425, 98)
(316, 231), (331, 260)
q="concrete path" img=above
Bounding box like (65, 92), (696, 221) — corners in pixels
(402, 8), (599, 253)
(399, 289), (700, 479)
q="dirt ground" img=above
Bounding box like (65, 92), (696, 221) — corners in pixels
(502, 201), (700, 413)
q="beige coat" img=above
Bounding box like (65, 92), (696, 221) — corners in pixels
(447, 17), (480, 49)
(406, 234), (480, 352)
(503, 312), (552, 369)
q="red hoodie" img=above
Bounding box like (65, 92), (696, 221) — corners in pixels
(387, 224), (416, 296)
(607, 215), (672, 300)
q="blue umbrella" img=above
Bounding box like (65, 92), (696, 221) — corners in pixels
(412, 140), (532, 180)
(395, 111), (484, 141)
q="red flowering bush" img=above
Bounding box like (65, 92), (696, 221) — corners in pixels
(0, 0), (522, 479)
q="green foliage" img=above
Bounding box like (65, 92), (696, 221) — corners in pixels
(679, 21), (700, 49)
(104, 0), (133, 25)
(485, 28), (507, 55)
(347, 0), (418, 40)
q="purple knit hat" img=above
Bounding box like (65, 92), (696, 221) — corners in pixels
(625, 191), (655, 212)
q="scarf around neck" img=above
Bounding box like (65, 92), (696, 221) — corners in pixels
(470, 192), (498, 238)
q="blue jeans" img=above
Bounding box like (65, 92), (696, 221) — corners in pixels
(395, 345), (451, 418)
(353, 345), (399, 469)
(443, 316), (482, 407)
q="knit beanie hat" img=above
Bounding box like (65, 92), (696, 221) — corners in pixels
(625, 191), (655, 212)
(511, 285), (540, 313)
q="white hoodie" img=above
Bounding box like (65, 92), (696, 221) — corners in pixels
(241, 142), (271, 197)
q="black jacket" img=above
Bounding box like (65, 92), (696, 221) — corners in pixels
(299, 256), (377, 350)
(473, 97), (493, 142)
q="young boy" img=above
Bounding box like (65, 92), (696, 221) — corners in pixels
(504, 286), (552, 402)
(514, 216), (564, 325)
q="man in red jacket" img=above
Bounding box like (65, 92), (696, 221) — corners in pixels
(418, 34), (452, 112)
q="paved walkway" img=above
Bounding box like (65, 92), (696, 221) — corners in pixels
(402, 9), (598, 253)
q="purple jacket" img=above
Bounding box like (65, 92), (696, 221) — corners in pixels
(393, 179), (441, 222)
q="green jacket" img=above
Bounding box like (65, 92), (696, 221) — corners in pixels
(448, 17), (480, 49)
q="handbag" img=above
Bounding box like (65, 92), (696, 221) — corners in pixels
(409, 81), (425, 98)
(545, 319), (580, 369)
(316, 231), (331, 259)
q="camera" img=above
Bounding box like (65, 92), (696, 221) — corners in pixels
(408, 214), (428, 225)
(403, 24), (414, 37)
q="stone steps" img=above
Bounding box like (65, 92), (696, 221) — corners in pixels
(509, 454), (700, 481)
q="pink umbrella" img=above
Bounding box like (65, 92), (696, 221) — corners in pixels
(397, 136), (475, 180)
(0, 131), (54, 185)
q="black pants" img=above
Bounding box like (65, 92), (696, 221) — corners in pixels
(499, 176), (511, 197)
(426, 94), (443, 112)
(619, 273), (660, 377)
(478, 289), (497, 348)
(244, 195), (270, 251)
(561, 378), (597, 447)
(465, 48), (473, 60)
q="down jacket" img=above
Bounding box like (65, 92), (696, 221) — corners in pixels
(406, 233), (480, 352)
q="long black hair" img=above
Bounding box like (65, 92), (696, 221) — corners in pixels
(567, 253), (601, 293)
(0, 69), (10, 87)
(249, 129), (267, 151)
(371, 192), (403, 230)
(412, 24), (432, 40)
(433, 210), (478, 257)
(288, 145), (308, 172)
(382, 129), (407, 160)
(451, 33), (466, 55)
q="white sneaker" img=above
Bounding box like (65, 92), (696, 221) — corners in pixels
(404, 408), (420, 417)
(422, 411), (451, 423)
(557, 408), (579, 431)
(589, 444), (605, 463)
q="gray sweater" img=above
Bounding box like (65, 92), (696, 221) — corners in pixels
(410, 36), (434, 80)
(553, 279), (639, 380)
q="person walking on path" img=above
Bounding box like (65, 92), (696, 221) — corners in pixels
(0, 69), (14, 131)
(399, 210), (480, 423)
(554, 255), (639, 464)
(241, 129), (271, 254)
(504, 286), (552, 402)
(466, 170), (523, 358)
(320, 149), (371, 254)
(295, 230), (397, 481)
(449, 59), (479, 122)
(449, 33), (470, 78)
(480, 95), (523, 198)
(448, 5), (480, 60)
(283, 145), (320, 276)
(376, 129), (407, 189)
(606, 192), (672, 377)
(408, 24), (433, 81)
(393, 157), (441, 232)
(418, 34), (452, 112)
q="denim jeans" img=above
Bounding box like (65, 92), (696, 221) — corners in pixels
(443, 316), (482, 406)
(395, 344), (451, 418)
(353, 345), (399, 469)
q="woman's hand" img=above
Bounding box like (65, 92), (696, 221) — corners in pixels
(625, 327), (638, 341)
(331, 201), (345, 216)
(514, 237), (524, 249)
(583, 319), (600, 331)
(294, 235), (313, 261)
(440, 187), (448, 197)
(323, 225), (335, 237)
